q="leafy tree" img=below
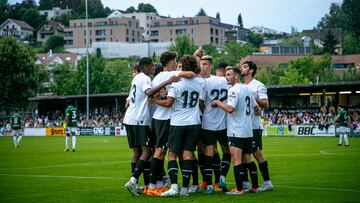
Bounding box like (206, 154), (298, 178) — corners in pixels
(342, 31), (360, 54)
(137, 3), (157, 13)
(0, 0), (9, 24)
(256, 65), (286, 85)
(279, 67), (310, 85)
(21, 8), (45, 29)
(342, 0), (360, 37)
(317, 3), (346, 30)
(169, 35), (197, 59)
(237, 13), (243, 28)
(221, 41), (256, 66)
(43, 35), (64, 53)
(216, 12), (220, 20)
(196, 8), (207, 16)
(125, 6), (136, 13)
(50, 62), (79, 95)
(322, 30), (339, 55)
(202, 44), (217, 56)
(38, 0), (53, 10)
(280, 32), (303, 47)
(0, 36), (45, 111)
(51, 56), (132, 95)
(246, 32), (263, 48)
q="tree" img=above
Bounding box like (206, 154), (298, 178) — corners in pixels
(125, 6), (136, 13)
(317, 3), (346, 30)
(0, 0), (9, 24)
(279, 67), (310, 85)
(137, 3), (157, 13)
(216, 12), (220, 20)
(196, 8), (207, 16)
(237, 13), (243, 28)
(342, 0), (360, 37)
(51, 56), (133, 95)
(43, 35), (64, 53)
(0, 36), (45, 111)
(246, 32), (263, 48)
(38, 0), (53, 10)
(169, 35), (197, 59)
(21, 8), (45, 29)
(342, 31), (360, 54)
(322, 30), (339, 55)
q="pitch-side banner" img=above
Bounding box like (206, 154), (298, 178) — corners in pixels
(76, 127), (115, 136)
(295, 125), (335, 137)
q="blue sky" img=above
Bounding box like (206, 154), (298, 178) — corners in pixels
(9, 0), (342, 32)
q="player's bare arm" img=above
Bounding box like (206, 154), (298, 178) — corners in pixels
(256, 98), (269, 109)
(145, 76), (180, 97)
(153, 96), (175, 108)
(212, 99), (234, 113)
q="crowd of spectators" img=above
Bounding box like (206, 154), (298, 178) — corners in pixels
(263, 106), (360, 130)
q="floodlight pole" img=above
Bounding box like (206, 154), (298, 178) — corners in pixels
(85, 0), (90, 123)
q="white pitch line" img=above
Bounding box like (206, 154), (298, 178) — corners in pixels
(0, 161), (130, 170)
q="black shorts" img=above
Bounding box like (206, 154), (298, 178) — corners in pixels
(168, 125), (200, 154)
(125, 124), (152, 148)
(228, 137), (254, 154)
(152, 119), (170, 149)
(252, 129), (263, 151)
(201, 129), (228, 147)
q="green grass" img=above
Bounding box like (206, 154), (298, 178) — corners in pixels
(0, 136), (359, 202)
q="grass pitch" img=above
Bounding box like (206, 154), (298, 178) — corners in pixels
(0, 136), (359, 202)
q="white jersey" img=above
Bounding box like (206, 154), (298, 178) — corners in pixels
(123, 72), (152, 126)
(168, 77), (205, 126)
(226, 83), (257, 138)
(246, 79), (268, 130)
(201, 76), (228, 131)
(152, 71), (180, 120)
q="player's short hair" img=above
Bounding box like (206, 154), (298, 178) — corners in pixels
(139, 57), (154, 70)
(154, 64), (164, 77)
(181, 55), (200, 74)
(132, 64), (140, 73)
(14, 108), (18, 113)
(217, 62), (228, 70)
(226, 66), (241, 76)
(338, 104), (344, 108)
(201, 55), (213, 64)
(160, 51), (177, 67)
(242, 60), (257, 77)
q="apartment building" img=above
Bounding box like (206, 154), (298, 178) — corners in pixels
(148, 16), (227, 48)
(64, 17), (144, 49)
(118, 12), (162, 41)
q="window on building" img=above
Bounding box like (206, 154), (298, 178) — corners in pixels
(167, 21), (173, 26)
(210, 37), (213, 43)
(126, 29), (129, 35)
(95, 30), (106, 36)
(150, 30), (159, 36)
(215, 38), (218, 44)
(210, 28), (213, 34)
(128, 21), (132, 27)
(154, 22), (160, 27)
(215, 29), (218, 36)
(132, 30), (135, 36)
(110, 29), (112, 35)
(126, 37), (129, 42)
(175, 29), (186, 35)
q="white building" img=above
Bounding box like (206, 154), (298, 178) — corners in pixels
(0, 19), (34, 40)
(249, 26), (287, 35)
(65, 42), (172, 58)
(39, 7), (71, 20)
